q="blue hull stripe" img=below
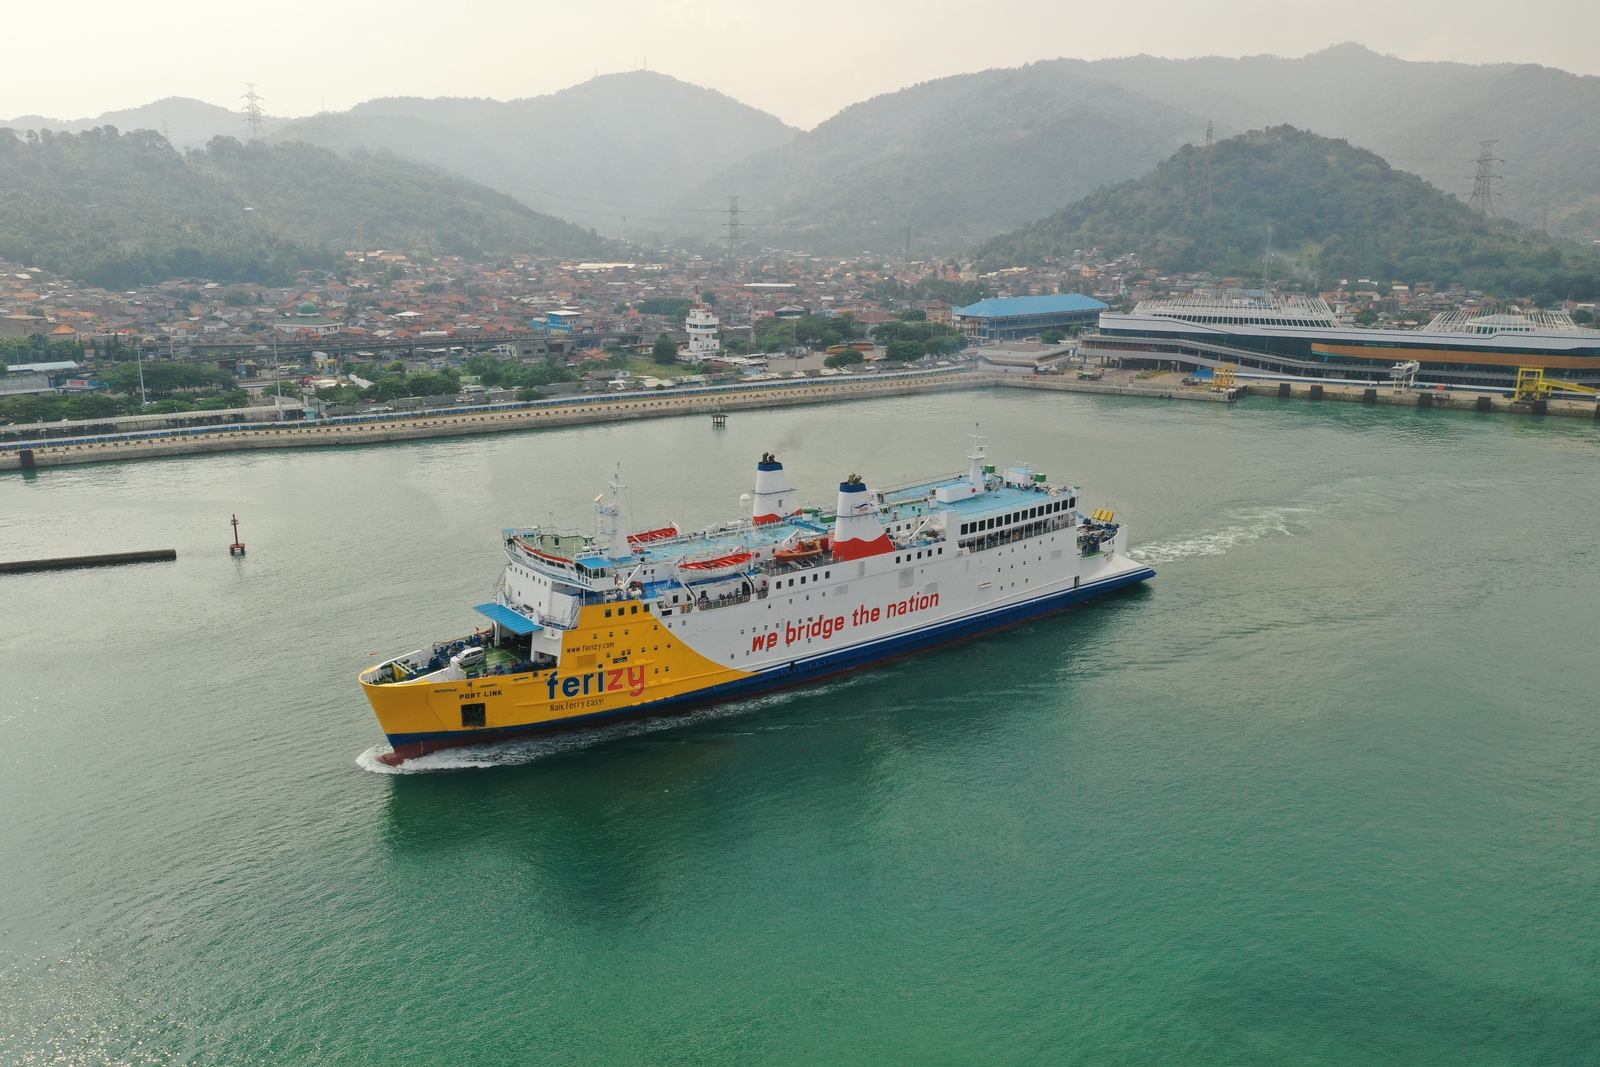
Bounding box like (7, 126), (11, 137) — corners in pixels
(386, 566), (1155, 748)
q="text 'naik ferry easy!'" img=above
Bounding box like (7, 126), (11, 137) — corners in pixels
(360, 437), (1155, 763)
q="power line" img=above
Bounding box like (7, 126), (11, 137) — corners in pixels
(241, 83), (265, 141)
(725, 195), (743, 260)
(1469, 140), (1502, 217)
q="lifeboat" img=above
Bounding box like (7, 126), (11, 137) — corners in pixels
(775, 537), (829, 563)
(675, 551), (755, 580)
(628, 524), (680, 548)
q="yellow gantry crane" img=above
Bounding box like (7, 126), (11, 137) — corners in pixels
(1513, 367), (1600, 402)
(1213, 363), (1237, 390)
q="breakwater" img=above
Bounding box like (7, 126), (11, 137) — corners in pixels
(0, 549), (177, 573)
(0, 369), (996, 472)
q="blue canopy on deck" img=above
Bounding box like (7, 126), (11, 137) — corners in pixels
(473, 602), (542, 635)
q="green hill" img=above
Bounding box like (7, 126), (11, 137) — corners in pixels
(1076, 44), (1600, 243)
(973, 126), (1600, 301)
(0, 126), (612, 289)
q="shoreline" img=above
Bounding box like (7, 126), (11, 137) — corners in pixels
(4, 367), (1594, 472)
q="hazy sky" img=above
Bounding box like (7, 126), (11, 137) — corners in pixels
(7, 0), (1599, 127)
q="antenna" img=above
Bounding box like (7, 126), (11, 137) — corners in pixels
(1469, 140), (1502, 217)
(1203, 120), (1214, 215)
(725, 196), (743, 262)
(242, 83), (266, 141)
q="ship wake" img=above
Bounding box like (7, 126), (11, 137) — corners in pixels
(1128, 505), (1319, 565)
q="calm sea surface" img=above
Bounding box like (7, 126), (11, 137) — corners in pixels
(2, 391), (1598, 1065)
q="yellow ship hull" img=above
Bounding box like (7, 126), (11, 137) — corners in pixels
(361, 603), (756, 764)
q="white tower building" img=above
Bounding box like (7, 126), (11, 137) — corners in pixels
(684, 304), (720, 362)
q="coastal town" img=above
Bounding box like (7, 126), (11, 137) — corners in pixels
(7, 244), (1595, 428)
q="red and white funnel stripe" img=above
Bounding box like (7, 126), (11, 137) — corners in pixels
(752, 453), (798, 525)
(831, 475), (893, 561)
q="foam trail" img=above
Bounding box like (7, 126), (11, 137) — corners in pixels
(355, 676), (864, 774)
(1128, 505), (1319, 565)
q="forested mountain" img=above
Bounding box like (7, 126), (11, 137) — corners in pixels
(0, 126), (611, 289)
(683, 43), (1600, 254)
(1, 97), (288, 151)
(678, 67), (1202, 254)
(973, 127), (1599, 302)
(271, 72), (797, 234)
(1077, 44), (1600, 242)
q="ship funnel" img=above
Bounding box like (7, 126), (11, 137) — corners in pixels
(831, 474), (893, 561)
(752, 452), (797, 525)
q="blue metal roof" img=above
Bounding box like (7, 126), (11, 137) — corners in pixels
(473, 602), (542, 635)
(953, 294), (1108, 319)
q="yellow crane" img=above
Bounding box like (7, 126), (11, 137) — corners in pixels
(1513, 367), (1600, 402)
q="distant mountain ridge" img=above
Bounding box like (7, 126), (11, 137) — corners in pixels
(973, 126), (1600, 302)
(685, 43), (1600, 255)
(1, 97), (289, 151)
(677, 66), (1203, 255)
(270, 72), (798, 234)
(9, 45), (1600, 259)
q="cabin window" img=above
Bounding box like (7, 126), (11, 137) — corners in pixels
(631, 605), (638, 614)
(461, 703), (486, 729)
(604, 609), (612, 617)
(800, 576), (806, 584)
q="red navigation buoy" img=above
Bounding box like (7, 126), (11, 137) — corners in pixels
(229, 514), (247, 557)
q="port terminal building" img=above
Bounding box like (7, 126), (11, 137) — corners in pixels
(1083, 297), (1600, 392)
(954, 294), (1108, 342)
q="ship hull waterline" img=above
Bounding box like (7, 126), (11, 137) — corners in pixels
(368, 565), (1154, 765)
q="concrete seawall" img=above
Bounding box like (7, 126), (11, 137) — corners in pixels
(1, 372), (1000, 472)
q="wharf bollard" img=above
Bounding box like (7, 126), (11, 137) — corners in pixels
(1418, 393), (1433, 408)
(18, 449), (35, 470)
(1362, 388), (1378, 404)
(1278, 382), (1291, 398)
(1309, 384), (1324, 400)
(1477, 396), (1493, 411)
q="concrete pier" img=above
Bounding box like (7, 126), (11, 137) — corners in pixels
(1246, 380), (1600, 418)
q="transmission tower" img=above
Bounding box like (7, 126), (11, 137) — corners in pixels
(724, 195), (743, 260)
(241, 83), (265, 141)
(1468, 140), (1502, 217)
(1203, 120), (1214, 215)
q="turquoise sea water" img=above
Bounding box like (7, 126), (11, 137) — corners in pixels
(2, 391), (1598, 1065)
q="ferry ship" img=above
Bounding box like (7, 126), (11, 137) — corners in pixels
(360, 440), (1155, 763)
